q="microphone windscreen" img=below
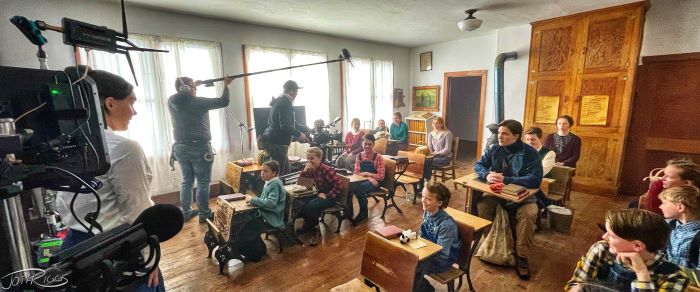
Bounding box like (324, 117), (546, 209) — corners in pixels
(341, 48), (351, 60)
(133, 204), (184, 242)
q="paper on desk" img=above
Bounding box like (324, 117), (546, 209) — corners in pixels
(408, 239), (427, 249)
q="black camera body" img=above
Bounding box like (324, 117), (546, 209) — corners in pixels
(0, 66), (110, 190)
(311, 129), (342, 146)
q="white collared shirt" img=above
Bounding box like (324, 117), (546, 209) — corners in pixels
(537, 145), (556, 176)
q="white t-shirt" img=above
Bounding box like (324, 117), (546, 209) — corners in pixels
(56, 129), (154, 233)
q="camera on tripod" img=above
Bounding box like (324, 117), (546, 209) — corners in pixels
(309, 117), (343, 147)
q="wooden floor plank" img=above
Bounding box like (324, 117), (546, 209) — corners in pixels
(159, 159), (630, 291)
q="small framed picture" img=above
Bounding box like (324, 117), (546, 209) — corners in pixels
(420, 51), (432, 71)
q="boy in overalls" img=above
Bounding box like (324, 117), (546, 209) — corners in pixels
(353, 134), (385, 224)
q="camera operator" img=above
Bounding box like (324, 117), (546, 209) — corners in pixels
(55, 66), (164, 291)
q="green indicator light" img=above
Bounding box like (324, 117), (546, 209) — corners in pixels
(51, 89), (61, 95)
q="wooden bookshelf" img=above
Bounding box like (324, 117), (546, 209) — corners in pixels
(405, 112), (436, 147)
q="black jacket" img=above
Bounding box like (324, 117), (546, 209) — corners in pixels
(263, 94), (308, 145)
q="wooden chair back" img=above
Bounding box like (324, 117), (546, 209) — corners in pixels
(398, 150), (425, 178)
(449, 136), (460, 166)
(380, 158), (396, 192)
(282, 191), (293, 225)
(374, 138), (388, 155)
(455, 219), (476, 268)
(549, 165), (576, 198)
(361, 232), (419, 292)
(225, 162), (243, 193)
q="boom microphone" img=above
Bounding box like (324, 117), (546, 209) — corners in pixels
(133, 204), (184, 242)
(341, 48), (353, 67)
(197, 48), (354, 85)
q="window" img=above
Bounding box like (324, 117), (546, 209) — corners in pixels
(343, 57), (394, 131)
(245, 46), (330, 129)
(89, 34), (228, 195)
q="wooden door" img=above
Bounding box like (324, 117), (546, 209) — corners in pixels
(524, 2), (646, 195)
(620, 53), (700, 196)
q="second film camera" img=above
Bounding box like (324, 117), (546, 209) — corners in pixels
(309, 117), (342, 147)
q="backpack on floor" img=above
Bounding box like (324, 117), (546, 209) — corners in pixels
(475, 204), (515, 266)
(238, 218), (267, 262)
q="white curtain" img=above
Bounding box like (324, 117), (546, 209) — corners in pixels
(245, 46), (330, 131)
(89, 34), (229, 195)
(343, 57), (394, 131)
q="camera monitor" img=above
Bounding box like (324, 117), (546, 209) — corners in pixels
(0, 66), (110, 189)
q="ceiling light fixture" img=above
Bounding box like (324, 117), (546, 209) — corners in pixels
(458, 9), (483, 32)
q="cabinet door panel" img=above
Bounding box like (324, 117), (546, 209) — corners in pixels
(572, 74), (626, 129)
(529, 20), (578, 76)
(524, 78), (571, 133)
(576, 136), (619, 183)
(582, 11), (636, 72)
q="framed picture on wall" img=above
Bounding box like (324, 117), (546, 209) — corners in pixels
(412, 85), (440, 112)
(420, 51), (432, 71)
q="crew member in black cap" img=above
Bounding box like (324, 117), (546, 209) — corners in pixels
(262, 80), (309, 175)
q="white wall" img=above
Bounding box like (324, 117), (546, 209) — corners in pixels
(409, 28), (530, 150)
(640, 0), (700, 58)
(496, 25), (532, 124)
(409, 34), (497, 119)
(0, 0), (410, 159)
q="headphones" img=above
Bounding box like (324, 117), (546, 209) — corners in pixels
(178, 77), (191, 93)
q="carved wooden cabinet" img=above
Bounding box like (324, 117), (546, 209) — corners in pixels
(523, 2), (647, 195)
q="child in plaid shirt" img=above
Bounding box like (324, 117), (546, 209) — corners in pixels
(566, 209), (687, 292)
(659, 185), (700, 269)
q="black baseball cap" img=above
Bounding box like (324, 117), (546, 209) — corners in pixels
(283, 80), (302, 91)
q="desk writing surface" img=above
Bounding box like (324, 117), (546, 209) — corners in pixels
(227, 198), (257, 213)
(455, 173), (537, 203)
(387, 237), (442, 261)
(444, 207), (491, 232)
(242, 164), (261, 173)
(453, 174), (474, 187)
(541, 178), (556, 194)
(340, 173), (369, 184)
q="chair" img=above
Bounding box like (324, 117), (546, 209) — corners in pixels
(321, 175), (352, 233)
(280, 170), (302, 185)
(396, 150), (426, 204)
(431, 136), (460, 189)
(332, 232), (419, 292)
(367, 158), (402, 219)
(263, 191), (293, 253)
(225, 162), (244, 193)
(330, 145), (345, 162)
(427, 217), (476, 292)
(545, 165), (576, 206)
(373, 138), (388, 155)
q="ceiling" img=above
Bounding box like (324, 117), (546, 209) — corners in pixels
(108, 0), (641, 47)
